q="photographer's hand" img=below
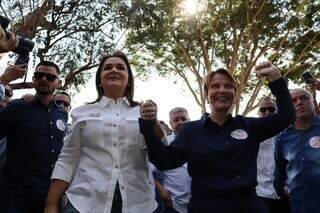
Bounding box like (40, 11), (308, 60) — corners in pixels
(0, 27), (19, 53)
(307, 79), (320, 91)
(0, 64), (27, 85)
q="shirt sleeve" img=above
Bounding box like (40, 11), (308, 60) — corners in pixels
(273, 134), (288, 197)
(249, 78), (295, 143)
(139, 118), (187, 171)
(51, 114), (82, 183)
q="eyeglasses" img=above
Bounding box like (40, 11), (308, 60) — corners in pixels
(34, 72), (58, 82)
(5, 89), (13, 97)
(259, 107), (276, 113)
(55, 100), (70, 107)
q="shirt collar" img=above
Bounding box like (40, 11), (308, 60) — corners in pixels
(32, 95), (56, 108)
(311, 116), (320, 126)
(99, 96), (130, 108)
(287, 115), (320, 130)
(201, 113), (234, 128)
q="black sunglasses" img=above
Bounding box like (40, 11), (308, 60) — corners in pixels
(259, 107), (276, 113)
(55, 100), (70, 107)
(5, 89), (13, 97)
(34, 72), (58, 82)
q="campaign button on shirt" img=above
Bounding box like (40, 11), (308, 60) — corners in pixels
(309, 136), (320, 148)
(56, 119), (66, 131)
(231, 129), (248, 140)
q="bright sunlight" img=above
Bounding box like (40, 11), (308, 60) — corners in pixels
(181, 0), (205, 16)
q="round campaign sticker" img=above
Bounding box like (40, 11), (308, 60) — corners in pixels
(56, 119), (66, 132)
(231, 129), (248, 140)
(309, 136), (320, 149)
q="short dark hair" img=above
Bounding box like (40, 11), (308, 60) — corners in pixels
(54, 91), (71, 102)
(36, 61), (60, 74)
(93, 51), (138, 107)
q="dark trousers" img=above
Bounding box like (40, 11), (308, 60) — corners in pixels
(164, 206), (180, 213)
(188, 193), (268, 213)
(111, 182), (123, 213)
(258, 196), (291, 213)
(3, 197), (45, 213)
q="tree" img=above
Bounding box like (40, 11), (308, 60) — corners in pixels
(1, 0), (121, 91)
(112, 0), (320, 114)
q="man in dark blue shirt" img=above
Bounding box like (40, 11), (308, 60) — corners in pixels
(0, 61), (68, 213)
(274, 88), (320, 213)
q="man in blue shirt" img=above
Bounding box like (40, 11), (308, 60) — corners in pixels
(0, 61), (68, 213)
(274, 88), (320, 213)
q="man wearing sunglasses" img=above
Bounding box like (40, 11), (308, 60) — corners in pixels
(256, 98), (290, 213)
(54, 91), (71, 113)
(0, 61), (68, 213)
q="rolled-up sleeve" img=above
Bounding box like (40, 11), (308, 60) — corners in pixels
(51, 115), (82, 183)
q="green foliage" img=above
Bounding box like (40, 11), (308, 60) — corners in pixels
(1, 0), (119, 91)
(111, 0), (320, 113)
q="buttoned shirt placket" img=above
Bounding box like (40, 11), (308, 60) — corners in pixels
(48, 108), (56, 170)
(103, 100), (128, 213)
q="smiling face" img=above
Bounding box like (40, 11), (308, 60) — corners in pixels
(207, 73), (236, 113)
(291, 89), (314, 121)
(100, 57), (129, 99)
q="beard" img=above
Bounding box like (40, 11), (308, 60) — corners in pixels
(35, 85), (56, 95)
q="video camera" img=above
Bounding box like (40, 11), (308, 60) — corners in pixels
(0, 15), (35, 65)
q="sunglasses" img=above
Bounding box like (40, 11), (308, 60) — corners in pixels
(259, 107), (276, 113)
(55, 100), (70, 107)
(5, 89), (13, 97)
(34, 72), (58, 82)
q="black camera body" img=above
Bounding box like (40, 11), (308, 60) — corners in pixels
(0, 15), (35, 65)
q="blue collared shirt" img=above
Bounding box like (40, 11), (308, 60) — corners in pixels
(139, 78), (295, 205)
(0, 98), (68, 201)
(0, 83), (4, 102)
(274, 116), (320, 213)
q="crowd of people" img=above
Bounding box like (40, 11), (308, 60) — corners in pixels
(1, 22), (320, 213)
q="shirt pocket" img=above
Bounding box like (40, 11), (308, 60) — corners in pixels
(79, 117), (104, 148)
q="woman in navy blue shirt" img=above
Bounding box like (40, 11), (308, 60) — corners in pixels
(139, 62), (295, 213)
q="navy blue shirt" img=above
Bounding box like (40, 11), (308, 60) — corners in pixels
(139, 78), (295, 200)
(0, 98), (67, 201)
(274, 116), (320, 213)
